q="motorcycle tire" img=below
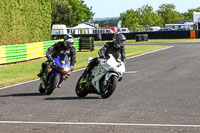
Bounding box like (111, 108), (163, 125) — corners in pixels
(46, 74), (60, 95)
(100, 75), (118, 98)
(75, 76), (88, 97)
(38, 83), (46, 94)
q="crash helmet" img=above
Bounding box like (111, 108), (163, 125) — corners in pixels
(113, 33), (126, 48)
(64, 34), (74, 48)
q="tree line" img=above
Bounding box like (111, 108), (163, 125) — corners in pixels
(93, 4), (200, 28)
(120, 4), (200, 28)
(52, 0), (94, 27)
(1, 1), (199, 45)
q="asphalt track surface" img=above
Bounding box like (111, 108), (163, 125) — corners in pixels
(1, 42), (200, 133)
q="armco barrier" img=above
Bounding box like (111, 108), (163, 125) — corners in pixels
(0, 38), (79, 64)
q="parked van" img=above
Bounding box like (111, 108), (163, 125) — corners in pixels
(93, 28), (115, 34)
(104, 26), (118, 33)
(51, 24), (68, 35)
(117, 28), (130, 33)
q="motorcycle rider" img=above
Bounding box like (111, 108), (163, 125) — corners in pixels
(37, 34), (76, 87)
(81, 33), (126, 82)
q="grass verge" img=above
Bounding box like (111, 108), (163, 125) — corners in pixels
(95, 39), (200, 44)
(0, 45), (167, 87)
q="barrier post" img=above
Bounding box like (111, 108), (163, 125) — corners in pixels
(190, 30), (195, 39)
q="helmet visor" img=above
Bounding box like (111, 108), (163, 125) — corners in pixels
(120, 40), (126, 46)
(64, 41), (74, 48)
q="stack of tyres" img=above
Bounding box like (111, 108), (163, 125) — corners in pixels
(135, 34), (148, 42)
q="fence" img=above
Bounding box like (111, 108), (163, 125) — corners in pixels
(0, 38), (79, 64)
(99, 30), (192, 40)
(51, 30), (199, 41)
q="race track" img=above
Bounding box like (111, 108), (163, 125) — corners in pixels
(1, 42), (200, 133)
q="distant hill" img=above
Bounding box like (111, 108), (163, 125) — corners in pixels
(93, 17), (119, 21)
(93, 17), (120, 27)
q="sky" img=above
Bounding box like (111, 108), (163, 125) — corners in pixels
(83, 0), (200, 18)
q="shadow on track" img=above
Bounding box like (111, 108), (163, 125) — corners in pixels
(0, 92), (44, 97)
(44, 96), (100, 100)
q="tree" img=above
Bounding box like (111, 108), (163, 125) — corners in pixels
(138, 5), (164, 26)
(52, 0), (72, 26)
(119, 9), (141, 28)
(183, 7), (200, 20)
(119, 5), (164, 31)
(157, 4), (184, 24)
(52, 0), (94, 27)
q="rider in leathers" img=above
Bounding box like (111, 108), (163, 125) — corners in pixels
(37, 34), (76, 86)
(81, 33), (126, 81)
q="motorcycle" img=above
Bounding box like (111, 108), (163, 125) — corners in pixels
(75, 54), (125, 98)
(38, 53), (71, 95)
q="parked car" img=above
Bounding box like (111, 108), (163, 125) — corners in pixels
(146, 26), (161, 32)
(93, 28), (115, 34)
(104, 26), (118, 33)
(160, 28), (174, 31)
(117, 28), (130, 33)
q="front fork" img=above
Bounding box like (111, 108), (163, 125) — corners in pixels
(53, 73), (62, 88)
(40, 70), (49, 89)
(104, 72), (118, 86)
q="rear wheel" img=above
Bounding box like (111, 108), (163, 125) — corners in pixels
(46, 74), (60, 95)
(75, 76), (88, 97)
(100, 76), (118, 98)
(38, 83), (46, 94)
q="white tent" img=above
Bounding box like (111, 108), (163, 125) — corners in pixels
(71, 23), (95, 34)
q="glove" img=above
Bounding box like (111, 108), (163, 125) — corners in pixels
(117, 58), (121, 62)
(47, 56), (53, 62)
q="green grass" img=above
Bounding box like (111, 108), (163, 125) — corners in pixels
(95, 39), (200, 44)
(0, 45), (167, 87)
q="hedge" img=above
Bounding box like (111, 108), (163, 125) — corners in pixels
(0, 0), (52, 45)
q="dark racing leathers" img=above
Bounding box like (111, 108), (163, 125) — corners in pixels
(38, 41), (76, 77)
(82, 41), (126, 79)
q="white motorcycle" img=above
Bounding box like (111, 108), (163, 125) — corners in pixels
(75, 54), (125, 98)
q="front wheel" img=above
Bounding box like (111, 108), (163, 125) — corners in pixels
(100, 76), (118, 98)
(46, 74), (60, 95)
(75, 76), (88, 97)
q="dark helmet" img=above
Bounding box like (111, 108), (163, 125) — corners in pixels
(113, 33), (126, 48)
(64, 34), (74, 48)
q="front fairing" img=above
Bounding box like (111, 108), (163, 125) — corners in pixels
(102, 54), (125, 73)
(51, 54), (71, 75)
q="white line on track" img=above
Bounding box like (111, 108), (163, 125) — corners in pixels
(124, 71), (138, 74)
(0, 46), (174, 90)
(0, 121), (200, 128)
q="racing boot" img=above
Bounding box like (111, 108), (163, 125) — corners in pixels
(57, 84), (61, 88)
(57, 79), (63, 88)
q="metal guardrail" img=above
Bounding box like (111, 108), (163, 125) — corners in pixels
(0, 38), (80, 64)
